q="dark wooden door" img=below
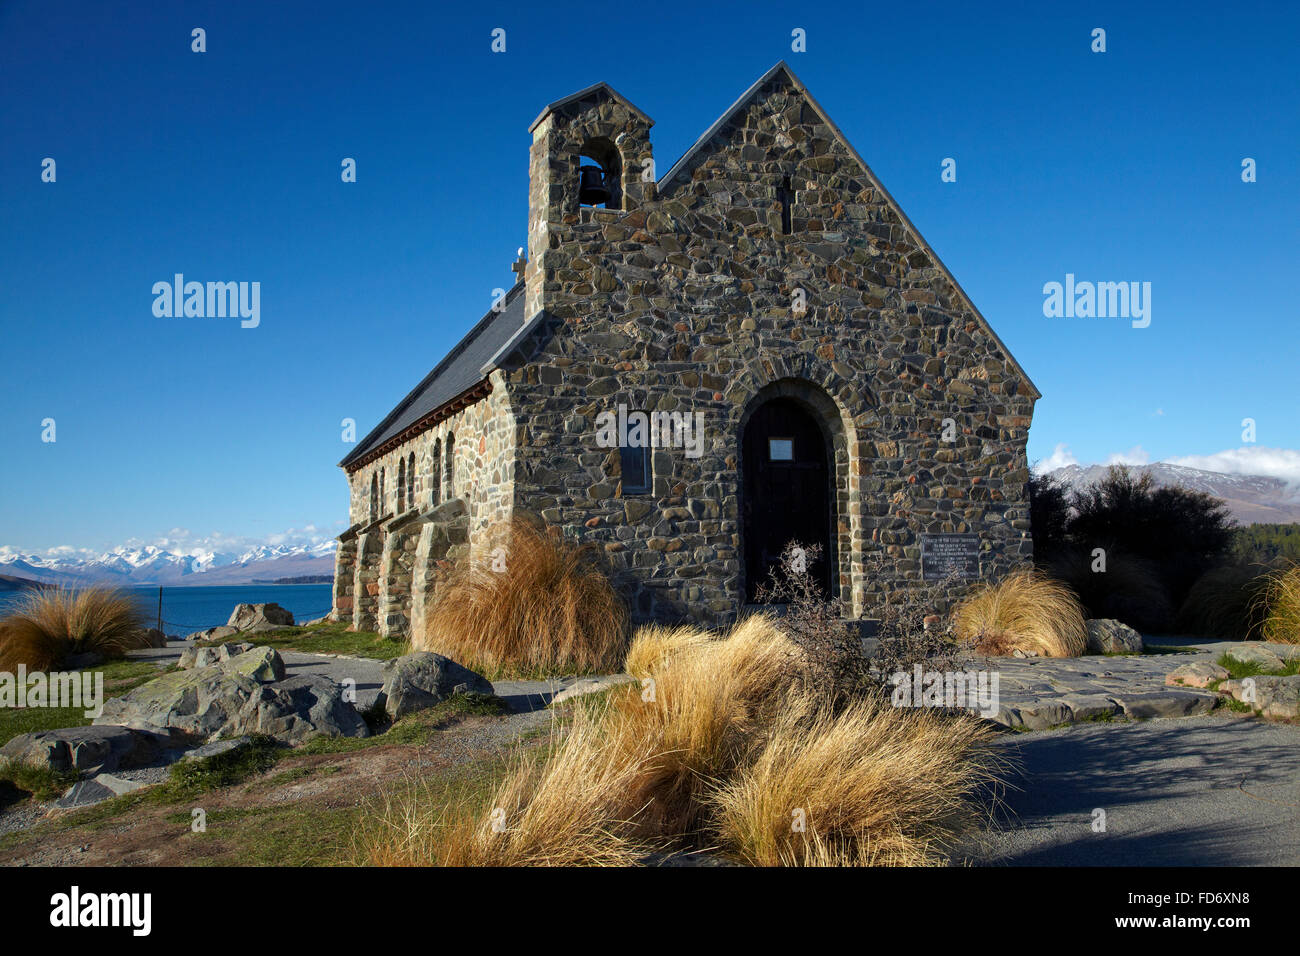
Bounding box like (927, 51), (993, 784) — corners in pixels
(742, 398), (832, 600)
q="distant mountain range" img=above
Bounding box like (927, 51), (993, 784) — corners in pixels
(0, 541), (337, 588)
(1044, 462), (1300, 526)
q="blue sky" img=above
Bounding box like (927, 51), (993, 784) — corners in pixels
(2, 0), (1297, 556)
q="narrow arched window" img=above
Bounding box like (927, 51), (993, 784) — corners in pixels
(431, 438), (442, 505)
(397, 458), (406, 512)
(407, 453), (415, 511)
(445, 433), (456, 499)
(379, 467), (386, 514)
(370, 474), (378, 523)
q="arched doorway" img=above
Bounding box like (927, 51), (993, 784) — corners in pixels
(742, 396), (834, 601)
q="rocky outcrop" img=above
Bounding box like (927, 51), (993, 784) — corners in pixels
(179, 642), (255, 669)
(1085, 619), (1144, 655)
(1220, 675), (1300, 719)
(94, 646), (363, 744)
(376, 651), (493, 719)
(0, 724), (185, 774)
(227, 602), (295, 632)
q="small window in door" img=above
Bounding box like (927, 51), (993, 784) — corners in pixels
(620, 445), (651, 494)
(768, 438), (794, 461)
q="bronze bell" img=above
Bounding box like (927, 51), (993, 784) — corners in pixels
(578, 165), (611, 206)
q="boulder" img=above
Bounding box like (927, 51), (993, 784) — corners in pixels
(376, 652), (494, 719)
(55, 773), (147, 809)
(227, 603), (295, 632)
(190, 625), (240, 644)
(178, 642), (255, 670)
(1220, 675), (1300, 719)
(1165, 661), (1230, 689)
(1223, 643), (1288, 672)
(222, 646), (286, 682)
(95, 656), (364, 744)
(1085, 619), (1144, 655)
(0, 724), (183, 773)
(239, 676), (370, 743)
(137, 628), (168, 649)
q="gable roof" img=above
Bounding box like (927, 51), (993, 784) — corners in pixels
(529, 81), (653, 133)
(339, 281), (527, 470)
(656, 61), (1040, 400)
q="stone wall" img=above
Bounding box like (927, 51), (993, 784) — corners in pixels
(502, 70), (1035, 626)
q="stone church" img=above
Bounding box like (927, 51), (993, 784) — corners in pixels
(331, 61), (1039, 639)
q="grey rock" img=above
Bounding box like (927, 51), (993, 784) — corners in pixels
(179, 737), (251, 762)
(551, 674), (637, 705)
(178, 642), (255, 670)
(241, 675), (370, 742)
(0, 724), (183, 774)
(137, 628), (168, 649)
(54, 772), (148, 809)
(1058, 694), (1123, 722)
(1166, 661), (1229, 688)
(1221, 675), (1300, 719)
(227, 602), (294, 632)
(1223, 643), (1288, 672)
(95, 658), (361, 744)
(1086, 619), (1144, 655)
(376, 652), (493, 719)
(1111, 689), (1217, 719)
(190, 625), (240, 644)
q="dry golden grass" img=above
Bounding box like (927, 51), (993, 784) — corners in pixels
(953, 570), (1087, 657)
(1175, 565), (1272, 640)
(360, 614), (1003, 867)
(415, 518), (629, 676)
(0, 585), (149, 672)
(623, 622), (720, 679)
(1258, 563), (1300, 645)
(708, 695), (1002, 866)
(359, 707), (651, 866)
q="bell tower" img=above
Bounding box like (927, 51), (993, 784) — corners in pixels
(524, 82), (654, 319)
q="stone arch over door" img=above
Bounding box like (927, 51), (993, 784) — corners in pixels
(736, 376), (862, 618)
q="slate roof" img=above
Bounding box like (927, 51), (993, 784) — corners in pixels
(339, 281), (527, 468)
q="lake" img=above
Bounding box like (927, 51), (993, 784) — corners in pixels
(0, 583), (335, 636)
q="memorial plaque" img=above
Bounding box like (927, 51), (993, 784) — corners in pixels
(920, 533), (980, 580)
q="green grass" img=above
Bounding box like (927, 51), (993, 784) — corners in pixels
(205, 621), (408, 660)
(150, 735), (282, 802)
(0, 760), (78, 801)
(0, 658), (165, 749)
(1215, 653), (1300, 681)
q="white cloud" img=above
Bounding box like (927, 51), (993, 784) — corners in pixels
(1104, 445), (1150, 466)
(1033, 442), (1078, 474)
(1163, 447), (1300, 489)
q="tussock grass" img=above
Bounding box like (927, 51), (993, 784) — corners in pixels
(953, 570), (1087, 657)
(1175, 565), (1272, 640)
(708, 696), (1002, 866)
(358, 615), (1002, 866)
(415, 519), (629, 676)
(1258, 563), (1300, 645)
(0, 586), (149, 673)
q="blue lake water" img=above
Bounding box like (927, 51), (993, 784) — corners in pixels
(0, 583), (334, 635)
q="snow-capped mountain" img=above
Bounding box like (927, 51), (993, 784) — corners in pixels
(0, 540), (337, 587)
(1044, 462), (1300, 526)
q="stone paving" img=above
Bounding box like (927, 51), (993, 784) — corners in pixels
(955, 637), (1300, 730)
